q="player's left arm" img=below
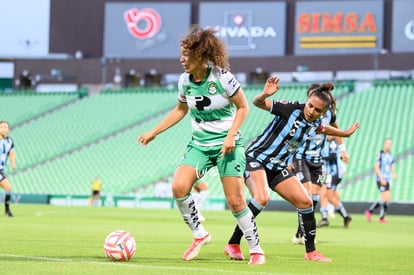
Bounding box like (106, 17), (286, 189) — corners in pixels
(318, 122), (359, 137)
(391, 163), (397, 180)
(9, 149), (16, 170)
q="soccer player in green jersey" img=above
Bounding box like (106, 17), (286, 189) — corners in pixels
(138, 24), (265, 265)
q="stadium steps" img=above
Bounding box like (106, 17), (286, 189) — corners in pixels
(10, 90), (178, 172)
(1, 91), (79, 127)
(11, 115), (191, 195)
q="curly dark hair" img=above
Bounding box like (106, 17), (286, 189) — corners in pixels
(180, 24), (230, 70)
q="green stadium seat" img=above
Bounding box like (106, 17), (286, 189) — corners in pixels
(7, 82), (414, 203)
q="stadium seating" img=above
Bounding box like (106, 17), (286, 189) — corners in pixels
(0, 91), (79, 126)
(336, 81), (414, 176)
(10, 90), (178, 170)
(7, 81), (414, 203)
(338, 81), (414, 202)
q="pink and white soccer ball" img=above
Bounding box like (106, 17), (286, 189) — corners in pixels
(103, 230), (136, 261)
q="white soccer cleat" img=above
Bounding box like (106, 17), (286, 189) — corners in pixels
(292, 235), (305, 245)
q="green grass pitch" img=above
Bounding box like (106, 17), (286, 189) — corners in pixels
(1, 204), (413, 274)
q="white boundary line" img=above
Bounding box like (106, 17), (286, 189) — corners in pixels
(0, 254), (284, 275)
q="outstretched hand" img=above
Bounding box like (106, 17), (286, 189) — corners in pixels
(263, 76), (280, 97)
(345, 122), (360, 137)
(137, 131), (156, 146)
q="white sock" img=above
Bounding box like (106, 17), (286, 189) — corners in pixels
(195, 190), (209, 210)
(234, 207), (263, 254)
(175, 194), (207, 238)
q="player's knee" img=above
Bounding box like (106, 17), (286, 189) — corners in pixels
(226, 196), (246, 212)
(1, 181), (11, 192)
(295, 197), (313, 209)
(254, 193), (270, 206)
(171, 181), (190, 198)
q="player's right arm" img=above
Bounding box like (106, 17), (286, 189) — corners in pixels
(137, 101), (188, 145)
(331, 121), (349, 164)
(253, 76), (280, 111)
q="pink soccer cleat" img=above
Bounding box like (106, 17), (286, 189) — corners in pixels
(182, 233), (211, 261)
(304, 250), (332, 262)
(365, 210), (372, 222)
(224, 244), (245, 260)
(248, 253), (266, 265)
(379, 218), (388, 223)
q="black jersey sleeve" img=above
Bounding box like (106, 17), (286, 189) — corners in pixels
(269, 100), (302, 119)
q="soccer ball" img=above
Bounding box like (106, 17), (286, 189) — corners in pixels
(103, 230), (136, 261)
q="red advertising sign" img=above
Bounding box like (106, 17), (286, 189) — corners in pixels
(294, 1), (384, 55)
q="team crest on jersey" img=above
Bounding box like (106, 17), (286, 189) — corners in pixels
(207, 82), (217, 95)
(249, 161), (261, 168)
(287, 141), (300, 152)
(185, 87), (191, 95)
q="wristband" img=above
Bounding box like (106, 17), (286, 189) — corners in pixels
(339, 143), (347, 152)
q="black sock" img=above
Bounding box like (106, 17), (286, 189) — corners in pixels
(336, 203), (349, 218)
(383, 202), (389, 219)
(379, 202), (389, 219)
(5, 193), (11, 212)
(295, 198), (318, 239)
(369, 201), (380, 213)
(298, 211), (316, 253)
(228, 200), (262, 245)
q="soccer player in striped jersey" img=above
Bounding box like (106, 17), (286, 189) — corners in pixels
(224, 76), (359, 262)
(291, 85), (351, 244)
(138, 25), (265, 264)
(365, 139), (397, 223)
(0, 121), (16, 217)
(317, 136), (351, 228)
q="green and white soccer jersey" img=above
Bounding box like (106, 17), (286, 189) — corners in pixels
(178, 66), (241, 147)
